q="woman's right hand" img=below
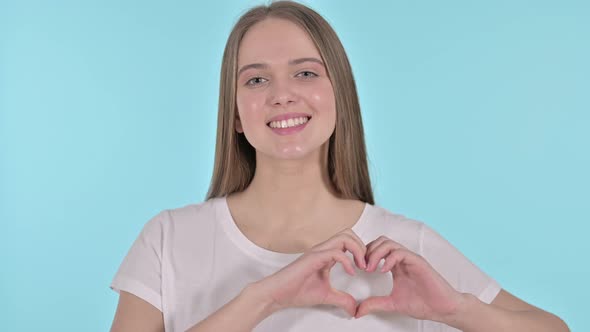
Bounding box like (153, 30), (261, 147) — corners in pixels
(252, 229), (367, 317)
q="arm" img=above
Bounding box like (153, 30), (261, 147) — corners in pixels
(111, 229), (367, 332)
(110, 291), (164, 332)
(443, 289), (570, 332)
(110, 283), (276, 332)
(185, 282), (277, 332)
(188, 229), (367, 331)
(355, 236), (569, 332)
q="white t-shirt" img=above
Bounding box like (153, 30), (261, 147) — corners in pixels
(110, 197), (501, 331)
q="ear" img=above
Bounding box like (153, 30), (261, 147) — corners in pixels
(235, 115), (244, 133)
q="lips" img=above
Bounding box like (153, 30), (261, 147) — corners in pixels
(265, 112), (312, 125)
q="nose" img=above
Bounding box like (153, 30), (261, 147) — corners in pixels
(267, 78), (298, 107)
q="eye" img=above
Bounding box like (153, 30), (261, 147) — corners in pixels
(296, 71), (318, 78)
(245, 77), (268, 86)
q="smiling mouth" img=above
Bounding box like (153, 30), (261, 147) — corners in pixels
(267, 116), (312, 129)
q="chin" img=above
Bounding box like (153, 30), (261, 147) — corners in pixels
(275, 142), (329, 161)
(256, 145), (314, 161)
(274, 147), (310, 160)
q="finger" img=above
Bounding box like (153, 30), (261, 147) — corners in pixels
(355, 296), (396, 319)
(335, 235), (367, 270)
(340, 229), (368, 268)
(364, 237), (389, 269)
(314, 249), (356, 276)
(366, 236), (407, 256)
(332, 250), (357, 276)
(314, 229), (362, 252)
(324, 288), (358, 317)
(381, 249), (412, 272)
(341, 229), (367, 256)
(365, 236), (389, 254)
(340, 234), (367, 269)
(314, 234), (367, 269)
(365, 241), (403, 272)
(315, 228), (366, 255)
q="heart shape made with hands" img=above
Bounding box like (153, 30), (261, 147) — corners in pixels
(328, 258), (394, 317)
(323, 236), (462, 320)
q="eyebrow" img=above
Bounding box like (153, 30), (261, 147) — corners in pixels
(237, 57), (324, 77)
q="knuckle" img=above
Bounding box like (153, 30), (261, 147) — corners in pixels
(339, 233), (353, 242)
(375, 244), (388, 253)
(392, 249), (407, 258)
(329, 248), (342, 255)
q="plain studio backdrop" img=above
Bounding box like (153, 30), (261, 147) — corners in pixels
(0, 0), (588, 331)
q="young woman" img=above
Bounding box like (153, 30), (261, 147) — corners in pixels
(109, 1), (569, 331)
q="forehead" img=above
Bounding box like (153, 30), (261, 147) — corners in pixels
(238, 18), (322, 66)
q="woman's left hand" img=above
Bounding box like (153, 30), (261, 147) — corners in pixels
(355, 236), (466, 322)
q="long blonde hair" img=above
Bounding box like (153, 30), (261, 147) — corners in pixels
(206, 0), (374, 205)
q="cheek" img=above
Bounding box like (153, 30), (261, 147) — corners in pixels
(236, 92), (265, 125)
(309, 84), (336, 117)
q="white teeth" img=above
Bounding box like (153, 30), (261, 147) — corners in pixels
(268, 116), (309, 129)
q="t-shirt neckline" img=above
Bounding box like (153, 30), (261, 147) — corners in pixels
(215, 196), (371, 267)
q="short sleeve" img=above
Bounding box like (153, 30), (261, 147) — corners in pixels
(419, 223), (501, 304)
(110, 210), (167, 312)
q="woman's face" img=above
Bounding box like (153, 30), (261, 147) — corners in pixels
(235, 18), (336, 161)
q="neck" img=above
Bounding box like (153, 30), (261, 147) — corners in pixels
(237, 144), (340, 231)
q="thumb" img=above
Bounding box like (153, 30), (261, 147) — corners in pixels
(355, 296), (395, 318)
(323, 288), (358, 317)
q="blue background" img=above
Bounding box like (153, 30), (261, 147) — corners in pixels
(1, 0), (587, 330)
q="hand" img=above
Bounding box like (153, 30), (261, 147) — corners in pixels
(355, 236), (465, 322)
(255, 229), (367, 317)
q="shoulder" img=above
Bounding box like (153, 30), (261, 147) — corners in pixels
(141, 198), (223, 237)
(362, 203), (427, 252)
(364, 204), (462, 255)
(364, 203), (425, 233)
(166, 197), (220, 224)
